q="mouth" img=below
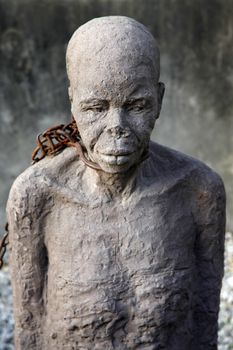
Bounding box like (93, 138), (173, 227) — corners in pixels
(98, 152), (135, 165)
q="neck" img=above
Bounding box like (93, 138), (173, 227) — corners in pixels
(83, 164), (138, 198)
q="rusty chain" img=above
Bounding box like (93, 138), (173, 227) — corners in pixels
(0, 116), (102, 269)
(0, 224), (9, 269)
(31, 117), (101, 170)
(31, 117), (80, 163)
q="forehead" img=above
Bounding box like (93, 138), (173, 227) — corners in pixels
(72, 59), (156, 102)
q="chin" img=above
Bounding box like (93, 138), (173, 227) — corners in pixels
(99, 163), (134, 174)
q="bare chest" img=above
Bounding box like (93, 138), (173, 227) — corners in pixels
(43, 193), (196, 348)
(45, 193), (195, 282)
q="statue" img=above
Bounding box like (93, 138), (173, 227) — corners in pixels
(7, 16), (226, 349)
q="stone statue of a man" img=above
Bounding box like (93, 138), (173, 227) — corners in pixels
(7, 16), (225, 350)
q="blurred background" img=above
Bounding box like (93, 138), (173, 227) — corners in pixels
(0, 0), (232, 349)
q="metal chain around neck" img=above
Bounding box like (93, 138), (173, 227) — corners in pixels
(31, 117), (101, 170)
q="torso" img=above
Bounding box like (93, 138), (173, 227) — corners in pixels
(42, 150), (197, 349)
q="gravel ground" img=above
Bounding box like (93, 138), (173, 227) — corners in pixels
(1, 233), (233, 349)
(219, 232), (233, 350)
(0, 266), (14, 350)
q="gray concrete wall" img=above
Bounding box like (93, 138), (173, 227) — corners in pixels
(0, 0), (232, 232)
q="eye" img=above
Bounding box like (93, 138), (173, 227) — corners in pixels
(125, 99), (147, 112)
(89, 106), (104, 113)
(130, 104), (145, 112)
(82, 103), (108, 114)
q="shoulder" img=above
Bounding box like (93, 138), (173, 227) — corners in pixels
(148, 141), (225, 200)
(7, 147), (82, 212)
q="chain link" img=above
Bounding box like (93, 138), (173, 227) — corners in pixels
(31, 117), (80, 163)
(31, 116), (101, 170)
(0, 224), (9, 269)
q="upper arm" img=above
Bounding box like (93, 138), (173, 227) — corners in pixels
(194, 171), (226, 275)
(7, 168), (48, 345)
(191, 168), (226, 347)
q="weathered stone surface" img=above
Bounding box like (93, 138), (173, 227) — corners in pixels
(7, 16), (226, 349)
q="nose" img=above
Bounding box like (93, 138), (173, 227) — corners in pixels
(106, 108), (130, 138)
(108, 125), (130, 138)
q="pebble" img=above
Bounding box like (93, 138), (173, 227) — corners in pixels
(1, 233), (233, 349)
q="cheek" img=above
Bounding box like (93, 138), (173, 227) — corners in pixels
(76, 120), (104, 151)
(71, 100), (79, 119)
(131, 115), (155, 140)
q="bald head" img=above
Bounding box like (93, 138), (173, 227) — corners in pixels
(66, 16), (160, 88)
(66, 16), (164, 174)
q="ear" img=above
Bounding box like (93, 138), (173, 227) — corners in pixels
(68, 86), (73, 102)
(156, 82), (165, 119)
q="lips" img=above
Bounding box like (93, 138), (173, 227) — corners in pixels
(98, 148), (134, 156)
(98, 152), (135, 165)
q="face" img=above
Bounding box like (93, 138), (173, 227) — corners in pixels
(70, 60), (164, 174)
